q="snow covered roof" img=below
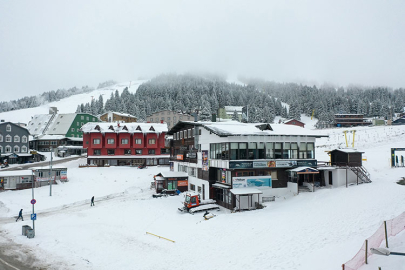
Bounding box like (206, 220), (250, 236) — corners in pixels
(0, 170), (33, 177)
(47, 114), (77, 135)
(157, 172), (188, 178)
(100, 111), (137, 118)
(32, 134), (66, 140)
(31, 166), (67, 170)
(27, 114), (53, 135)
(81, 122), (168, 134)
(287, 167), (319, 173)
(168, 121), (327, 138)
(224, 106), (243, 113)
(329, 149), (364, 154)
(212, 183), (231, 189)
(230, 188), (263, 195)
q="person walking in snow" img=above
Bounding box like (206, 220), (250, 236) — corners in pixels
(16, 209), (23, 222)
(91, 196), (95, 206)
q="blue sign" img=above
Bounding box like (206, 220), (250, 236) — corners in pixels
(31, 199), (36, 204)
(31, 213), (37, 220)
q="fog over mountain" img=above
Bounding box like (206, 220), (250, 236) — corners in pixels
(1, 0), (405, 101)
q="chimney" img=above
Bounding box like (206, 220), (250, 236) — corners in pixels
(160, 120), (164, 124)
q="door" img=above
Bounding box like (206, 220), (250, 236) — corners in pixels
(329, 171), (333, 185)
(202, 184), (205, 200)
(9, 177), (17, 189)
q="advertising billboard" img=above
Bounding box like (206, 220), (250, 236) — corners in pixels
(232, 176), (272, 188)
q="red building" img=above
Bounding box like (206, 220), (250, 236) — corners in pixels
(284, 119), (305, 128)
(81, 122), (169, 166)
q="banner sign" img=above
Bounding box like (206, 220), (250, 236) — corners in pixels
(177, 180), (188, 187)
(202, 150), (209, 171)
(232, 176), (272, 188)
(275, 160), (297, 167)
(297, 160), (317, 167)
(229, 161), (253, 169)
(177, 155), (183, 160)
(60, 171), (67, 180)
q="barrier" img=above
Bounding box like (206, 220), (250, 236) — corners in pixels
(343, 212), (405, 269)
(146, 232), (175, 243)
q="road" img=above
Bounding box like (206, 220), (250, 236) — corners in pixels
(0, 155), (86, 270)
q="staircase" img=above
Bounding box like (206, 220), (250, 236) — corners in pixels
(42, 113), (56, 134)
(349, 166), (371, 183)
(298, 185), (312, 193)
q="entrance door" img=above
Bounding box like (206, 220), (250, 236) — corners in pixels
(9, 177), (17, 189)
(329, 171), (333, 185)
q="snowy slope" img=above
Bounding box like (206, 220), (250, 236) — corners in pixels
(1, 116), (405, 269)
(0, 80), (146, 125)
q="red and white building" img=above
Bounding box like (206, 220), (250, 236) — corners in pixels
(81, 122), (169, 166)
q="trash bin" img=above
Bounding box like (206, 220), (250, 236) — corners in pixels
(22, 225), (31, 236)
(26, 229), (35, 239)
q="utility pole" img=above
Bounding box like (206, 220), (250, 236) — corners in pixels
(50, 148), (53, 196)
(31, 170), (35, 235)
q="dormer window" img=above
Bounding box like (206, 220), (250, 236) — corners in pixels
(14, 135), (20, 142)
(22, 136), (27, 143)
(5, 135), (11, 142)
(6, 124), (11, 132)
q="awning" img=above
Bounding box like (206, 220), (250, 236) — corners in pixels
(212, 183), (231, 189)
(17, 153), (33, 157)
(230, 188), (263, 195)
(317, 167), (336, 170)
(287, 166), (319, 174)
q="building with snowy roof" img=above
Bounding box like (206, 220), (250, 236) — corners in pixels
(146, 110), (192, 130)
(28, 107), (99, 152)
(217, 106), (244, 121)
(81, 122), (169, 166)
(167, 120), (328, 210)
(99, 111), (137, 123)
(0, 121), (31, 164)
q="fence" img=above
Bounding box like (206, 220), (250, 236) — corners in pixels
(343, 212), (405, 270)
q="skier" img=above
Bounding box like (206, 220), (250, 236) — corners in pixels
(16, 209), (23, 222)
(91, 196), (95, 206)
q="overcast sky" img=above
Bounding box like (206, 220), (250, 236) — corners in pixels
(1, 0), (405, 102)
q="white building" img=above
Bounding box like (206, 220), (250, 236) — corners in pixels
(168, 121), (327, 211)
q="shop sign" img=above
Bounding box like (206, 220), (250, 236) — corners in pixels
(232, 176), (272, 188)
(177, 155), (183, 160)
(253, 161), (276, 168)
(297, 160), (317, 167)
(229, 161), (253, 169)
(276, 160), (297, 168)
(177, 180), (188, 187)
(61, 171), (67, 180)
(187, 152), (197, 158)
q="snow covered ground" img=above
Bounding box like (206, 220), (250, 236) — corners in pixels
(0, 80), (145, 124)
(0, 120), (405, 269)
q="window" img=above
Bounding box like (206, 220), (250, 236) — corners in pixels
(179, 116), (183, 120)
(0, 146), (2, 154)
(86, 117), (89, 120)
(190, 184), (195, 191)
(299, 142), (307, 159)
(71, 128), (75, 132)
(94, 149), (101, 155)
(5, 145), (11, 153)
(148, 138), (156, 144)
(56, 171), (61, 177)
(0, 134), (2, 142)
(167, 117), (170, 121)
(174, 133), (177, 140)
(5, 135), (11, 142)
(135, 139), (142, 144)
(173, 116), (176, 122)
(198, 186), (202, 193)
(6, 124), (11, 132)
(148, 149), (155, 155)
(238, 143), (247, 159)
(124, 149), (131, 155)
(107, 149), (115, 155)
(38, 171), (44, 177)
(93, 138), (101, 144)
(77, 122), (79, 126)
(135, 149), (142, 155)
(107, 138), (115, 144)
(180, 132), (183, 139)
(306, 143), (314, 159)
(121, 139), (129, 144)
(14, 135), (20, 142)
(81, 116), (84, 120)
(161, 117), (165, 121)
(51, 141), (57, 145)
(291, 143), (298, 159)
(22, 136), (27, 143)
(21, 146), (27, 153)
(189, 167), (196, 177)
(92, 118), (95, 121)
(274, 143), (282, 159)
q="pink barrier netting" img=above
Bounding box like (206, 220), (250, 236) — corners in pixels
(343, 212), (405, 270)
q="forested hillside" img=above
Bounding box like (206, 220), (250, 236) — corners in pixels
(77, 74), (405, 128)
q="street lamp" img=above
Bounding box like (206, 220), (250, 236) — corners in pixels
(49, 147), (53, 196)
(370, 248), (405, 256)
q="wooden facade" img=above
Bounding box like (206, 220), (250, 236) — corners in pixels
(329, 149), (363, 167)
